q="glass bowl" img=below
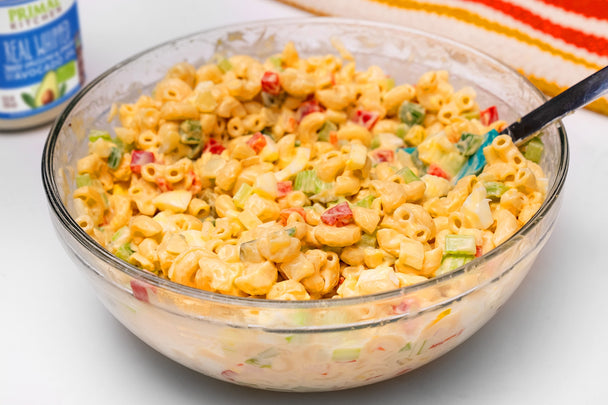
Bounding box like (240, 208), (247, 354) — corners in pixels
(42, 17), (568, 392)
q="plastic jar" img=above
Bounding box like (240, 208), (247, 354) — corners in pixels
(0, 0), (85, 131)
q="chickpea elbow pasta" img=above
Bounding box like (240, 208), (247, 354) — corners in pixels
(73, 42), (547, 300)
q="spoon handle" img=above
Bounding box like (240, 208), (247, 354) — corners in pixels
(501, 65), (608, 145)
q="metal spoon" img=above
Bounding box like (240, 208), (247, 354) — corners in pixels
(502, 65), (608, 145)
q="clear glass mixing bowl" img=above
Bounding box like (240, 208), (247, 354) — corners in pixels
(42, 18), (568, 391)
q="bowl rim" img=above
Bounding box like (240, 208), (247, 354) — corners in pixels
(41, 16), (569, 310)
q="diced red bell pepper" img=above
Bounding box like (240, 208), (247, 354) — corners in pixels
(297, 99), (324, 122)
(329, 132), (338, 146)
(374, 149), (394, 163)
(480, 105), (499, 126)
(246, 132), (267, 153)
(261, 71), (282, 95)
(427, 163), (450, 180)
(155, 177), (173, 192)
(279, 207), (307, 225)
(130, 279), (152, 303)
(130, 150), (155, 174)
(321, 202), (353, 227)
(187, 170), (202, 195)
(204, 138), (226, 154)
(277, 181), (293, 198)
(353, 109), (379, 130)
(476, 245), (483, 257)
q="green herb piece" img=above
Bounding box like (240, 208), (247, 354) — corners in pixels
(107, 146), (122, 170)
(396, 167), (420, 183)
(232, 183), (253, 209)
(76, 173), (92, 188)
(88, 129), (112, 142)
(179, 120), (203, 145)
(398, 101), (426, 126)
(217, 58), (232, 73)
(444, 234), (476, 255)
(455, 132), (484, 156)
(522, 137), (544, 163)
(317, 121), (337, 142)
(484, 181), (509, 199)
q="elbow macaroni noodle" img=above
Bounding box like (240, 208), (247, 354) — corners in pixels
(73, 42), (547, 300)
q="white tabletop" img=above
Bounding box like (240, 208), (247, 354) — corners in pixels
(1, 1), (606, 403)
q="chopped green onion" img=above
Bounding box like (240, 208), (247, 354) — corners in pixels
(217, 58), (232, 73)
(396, 167), (420, 183)
(76, 173), (92, 188)
(455, 132), (484, 156)
(88, 129), (111, 142)
(522, 137), (544, 163)
(435, 254), (474, 276)
(485, 181), (509, 199)
(354, 195), (375, 208)
(111, 226), (128, 243)
(116, 243), (135, 261)
(232, 183), (253, 209)
(398, 101), (426, 126)
(317, 121), (337, 142)
(107, 147), (122, 170)
(444, 234), (477, 255)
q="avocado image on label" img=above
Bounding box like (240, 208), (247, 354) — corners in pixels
(35, 71), (60, 107)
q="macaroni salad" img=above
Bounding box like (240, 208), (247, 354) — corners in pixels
(72, 42), (547, 300)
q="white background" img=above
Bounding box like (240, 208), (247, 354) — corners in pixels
(1, 1), (607, 404)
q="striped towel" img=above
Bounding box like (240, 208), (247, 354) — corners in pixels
(278, 0), (608, 115)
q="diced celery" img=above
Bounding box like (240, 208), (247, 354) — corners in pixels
(462, 110), (481, 120)
(294, 170), (331, 196)
(107, 147), (122, 170)
(354, 195), (375, 208)
(293, 170), (317, 195)
(179, 120), (203, 145)
(454, 129), (499, 182)
(370, 136), (381, 150)
(317, 121), (337, 142)
(269, 56), (283, 71)
(217, 58), (232, 73)
(444, 234), (476, 255)
(116, 243), (134, 261)
(384, 77), (396, 90)
(88, 129), (111, 142)
(232, 183), (253, 209)
(455, 132), (483, 156)
(485, 181), (509, 199)
(522, 137), (544, 163)
(398, 101), (426, 126)
(76, 173), (92, 188)
(359, 232), (377, 247)
(435, 254), (474, 276)
(396, 167), (420, 183)
(395, 123), (409, 139)
(110, 226), (128, 243)
(245, 347), (279, 368)
(332, 348), (360, 362)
